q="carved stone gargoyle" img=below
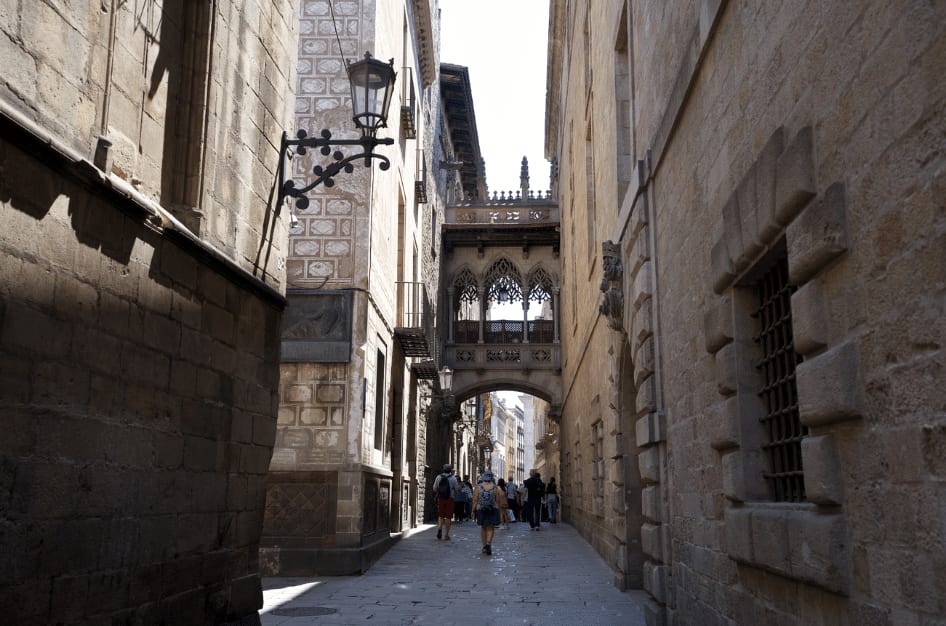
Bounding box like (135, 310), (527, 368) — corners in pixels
(599, 240), (624, 331)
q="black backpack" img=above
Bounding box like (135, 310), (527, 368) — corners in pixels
(437, 474), (452, 499)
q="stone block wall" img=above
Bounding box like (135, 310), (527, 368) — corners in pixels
(0, 0), (295, 622)
(0, 136), (283, 622)
(639, 0), (946, 624)
(549, 0), (945, 623)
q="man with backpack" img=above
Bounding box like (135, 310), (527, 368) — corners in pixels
(432, 463), (459, 540)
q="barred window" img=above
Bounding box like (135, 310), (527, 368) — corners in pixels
(753, 256), (807, 502)
(592, 420), (604, 498)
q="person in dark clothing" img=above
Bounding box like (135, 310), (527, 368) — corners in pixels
(546, 477), (559, 523)
(522, 469), (545, 530)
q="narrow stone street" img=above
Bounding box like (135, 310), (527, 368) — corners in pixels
(260, 520), (649, 625)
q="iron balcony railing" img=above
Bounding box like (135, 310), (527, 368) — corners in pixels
(394, 281), (433, 358)
(452, 319), (553, 344)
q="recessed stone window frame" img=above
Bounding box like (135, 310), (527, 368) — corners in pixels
(705, 126), (858, 595)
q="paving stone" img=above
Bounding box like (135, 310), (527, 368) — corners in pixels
(260, 522), (647, 625)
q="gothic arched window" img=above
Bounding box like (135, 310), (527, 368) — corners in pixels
(452, 267), (479, 308)
(484, 257), (523, 305)
(527, 266), (554, 303)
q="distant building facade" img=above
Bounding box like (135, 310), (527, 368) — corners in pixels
(1, 1), (295, 623)
(548, 0), (945, 624)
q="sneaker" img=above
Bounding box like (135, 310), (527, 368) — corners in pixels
(536, 527), (541, 531)
(436, 528), (442, 540)
(485, 544), (492, 555)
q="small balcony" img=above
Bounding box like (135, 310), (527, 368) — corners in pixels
(394, 281), (432, 358)
(400, 67), (417, 140)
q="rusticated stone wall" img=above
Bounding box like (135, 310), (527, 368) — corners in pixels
(548, 0), (945, 624)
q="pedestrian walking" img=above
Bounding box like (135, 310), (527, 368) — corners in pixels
(453, 477), (469, 523)
(506, 476), (520, 522)
(459, 477), (473, 521)
(472, 470), (503, 555)
(523, 469), (545, 530)
(546, 477), (559, 523)
(497, 478), (510, 529)
(432, 464), (459, 540)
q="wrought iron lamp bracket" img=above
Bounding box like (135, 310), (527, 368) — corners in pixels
(278, 129), (395, 211)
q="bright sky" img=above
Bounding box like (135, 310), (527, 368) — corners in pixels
(439, 1), (552, 196)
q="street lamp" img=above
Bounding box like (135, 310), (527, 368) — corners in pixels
(278, 53), (397, 211)
(437, 366), (453, 395)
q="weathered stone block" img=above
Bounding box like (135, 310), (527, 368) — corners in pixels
(634, 335), (656, 386)
(636, 411), (665, 446)
(797, 340), (864, 427)
(711, 237), (734, 294)
(642, 485), (662, 524)
(639, 446), (661, 484)
(754, 127), (786, 243)
(715, 342), (738, 396)
(721, 197), (747, 274)
(787, 511), (850, 594)
(724, 505), (753, 562)
(801, 435), (843, 505)
(710, 395), (741, 450)
(721, 450), (768, 502)
(750, 508), (791, 575)
(641, 522), (663, 560)
(286, 385), (312, 402)
(643, 600), (667, 626)
(636, 376), (657, 416)
(703, 294), (733, 354)
(787, 182), (848, 286)
(629, 299), (654, 348)
(791, 278), (829, 355)
(736, 177), (764, 263)
(633, 261), (654, 310)
(775, 126), (816, 224)
(644, 561), (670, 604)
(629, 225), (651, 279)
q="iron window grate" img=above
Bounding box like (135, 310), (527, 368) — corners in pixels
(753, 256), (807, 502)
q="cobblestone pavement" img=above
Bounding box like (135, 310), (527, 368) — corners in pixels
(261, 520), (648, 625)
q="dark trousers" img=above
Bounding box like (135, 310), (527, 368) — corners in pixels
(526, 499), (542, 528)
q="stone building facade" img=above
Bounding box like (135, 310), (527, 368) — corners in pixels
(260, 0), (449, 575)
(547, 0), (945, 624)
(1, 1), (296, 623)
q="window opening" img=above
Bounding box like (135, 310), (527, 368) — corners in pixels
(374, 349), (386, 450)
(753, 256), (807, 502)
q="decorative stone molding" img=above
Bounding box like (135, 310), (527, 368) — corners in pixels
(599, 240), (625, 331)
(711, 126), (817, 294)
(706, 122), (859, 597)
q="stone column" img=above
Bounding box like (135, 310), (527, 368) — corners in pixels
(447, 287), (455, 343)
(478, 287), (486, 343)
(522, 299), (530, 343)
(552, 288), (561, 343)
